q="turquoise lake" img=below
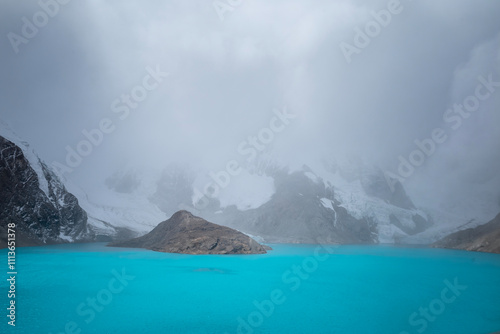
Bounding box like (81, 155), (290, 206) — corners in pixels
(2, 243), (500, 334)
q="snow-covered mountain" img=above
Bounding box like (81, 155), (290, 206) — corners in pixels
(2, 120), (496, 246)
(179, 159), (432, 244)
(97, 155), (430, 244)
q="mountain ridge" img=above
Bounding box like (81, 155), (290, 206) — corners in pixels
(433, 212), (500, 254)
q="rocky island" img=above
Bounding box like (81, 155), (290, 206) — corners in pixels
(433, 212), (500, 254)
(109, 210), (270, 254)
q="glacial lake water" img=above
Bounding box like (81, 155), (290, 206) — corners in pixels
(2, 243), (500, 334)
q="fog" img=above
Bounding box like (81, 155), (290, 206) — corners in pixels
(1, 0), (499, 218)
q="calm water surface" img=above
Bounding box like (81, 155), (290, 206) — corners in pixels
(2, 243), (500, 334)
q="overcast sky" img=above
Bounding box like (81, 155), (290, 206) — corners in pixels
(1, 0), (499, 215)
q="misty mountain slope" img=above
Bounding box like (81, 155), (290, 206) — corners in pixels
(310, 160), (432, 242)
(63, 170), (167, 238)
(150, 164), (195, 215)
(144, 160), (432, 244)
(433, 212), (500, 253)
(48, 150), (434, 245)
(224, 167), (430, 243)
(396, 186), (500, 245)
(200, 169), (378, 243)
(0, 134), (93, 247)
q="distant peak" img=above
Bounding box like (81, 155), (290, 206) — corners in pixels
(171, 210), (193, 218)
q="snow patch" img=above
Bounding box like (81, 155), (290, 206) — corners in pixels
(320, 198), (334, 211)
(320, 197), (337, 226)
(58, 233), (73, 242)
(87, 217), (117, 235)
(305, 171), (319, 183)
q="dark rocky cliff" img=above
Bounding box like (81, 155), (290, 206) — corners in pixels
(0, 136), (93, 247)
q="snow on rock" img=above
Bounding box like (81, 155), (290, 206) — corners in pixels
(305, 171), (319, 183)
(58, 232), (74, 242)
(320, 197), (334, 211)
(310, 160), (429, 243)
(0, 120), (50, 198)
(320, 197), (337, 226)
